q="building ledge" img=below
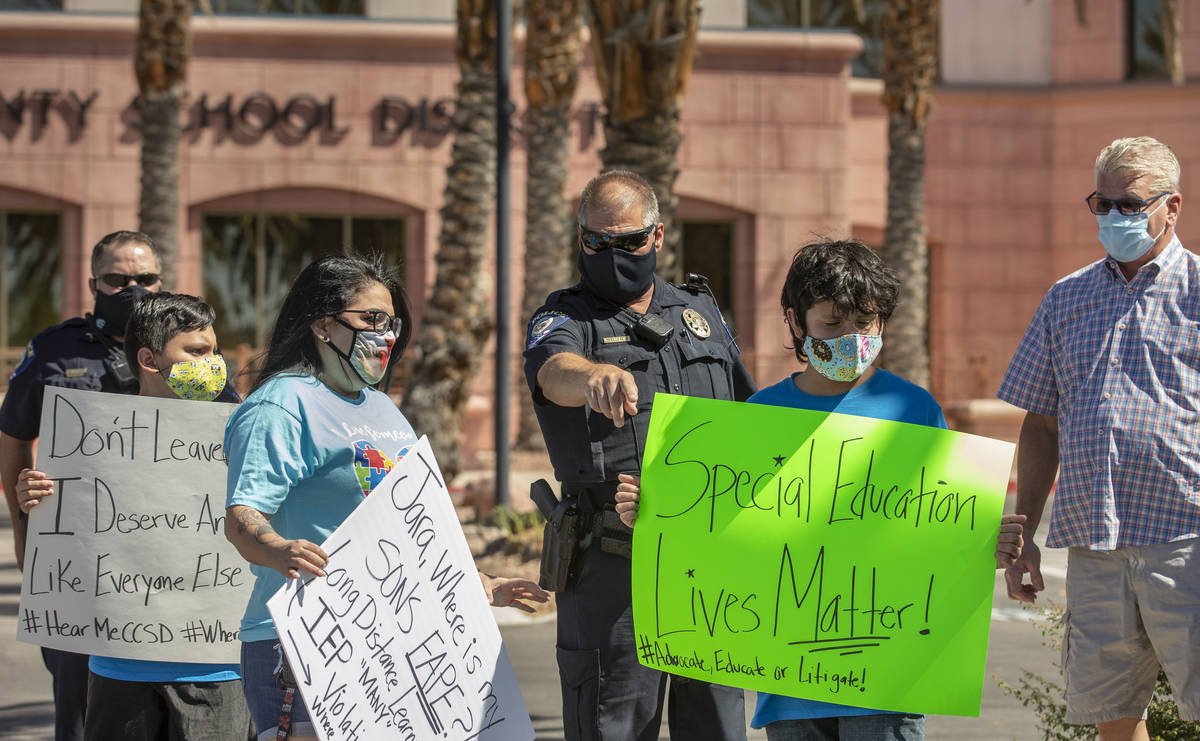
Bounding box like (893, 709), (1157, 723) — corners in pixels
(0, 11), (862, 60)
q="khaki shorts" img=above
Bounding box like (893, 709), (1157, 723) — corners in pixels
(1063, 537), (1200, 724)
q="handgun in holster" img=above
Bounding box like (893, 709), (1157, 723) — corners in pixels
(531, 479), (579, 592)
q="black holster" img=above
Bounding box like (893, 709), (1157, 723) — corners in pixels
(531, 479), (634, 592)
(531, 479), (580, 592)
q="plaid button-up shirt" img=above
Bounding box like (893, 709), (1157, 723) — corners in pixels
(998, 237), (1200, 550)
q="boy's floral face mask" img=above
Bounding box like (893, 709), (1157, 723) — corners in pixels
(804, 333), (882, 383)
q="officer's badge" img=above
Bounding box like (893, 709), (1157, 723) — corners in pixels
(9, 341), (34, 380)
(526, 311), (569, 349)
(682, 308), (711, 339)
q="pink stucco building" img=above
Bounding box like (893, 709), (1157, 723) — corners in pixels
(1, 0), (1197, 461)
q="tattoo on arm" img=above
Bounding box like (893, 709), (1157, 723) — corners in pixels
(234, 507), (277, 544)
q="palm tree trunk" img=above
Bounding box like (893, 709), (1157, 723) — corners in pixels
(880, 0), (937, 390)
(517, 0), (583, 450)
(584, 0), (700, 280)
(138, 91), (181, 287)
(401, 0), (500, 480)
(134, 0), (191, 289)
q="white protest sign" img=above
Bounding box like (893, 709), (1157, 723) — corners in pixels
(268, 436), (534, 741)
(17, 387), (252, 663)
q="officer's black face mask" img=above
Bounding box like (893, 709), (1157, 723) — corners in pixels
(578, 242), (657, 305)
(93, 284), (150, 335)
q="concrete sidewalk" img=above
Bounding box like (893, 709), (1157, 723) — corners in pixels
(496, 557), (1066, 741)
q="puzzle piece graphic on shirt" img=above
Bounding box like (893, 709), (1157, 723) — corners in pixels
(353, 441), (394, 496)
(352, 441), (413, 496)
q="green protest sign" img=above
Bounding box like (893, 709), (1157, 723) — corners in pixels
(631, 394), (1015, 717)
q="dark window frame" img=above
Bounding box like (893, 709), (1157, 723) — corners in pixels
(198, 0), (365, 17)
(0, 208), (62, 352)
(1127, 0), (1170, 80)
(200, 209), (406, 348)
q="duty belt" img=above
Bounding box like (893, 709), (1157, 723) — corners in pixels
(562, 481), (634, 559)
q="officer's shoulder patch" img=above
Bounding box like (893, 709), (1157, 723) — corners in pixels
(9, 341), (34, 380)
(526, 311), (570, 349)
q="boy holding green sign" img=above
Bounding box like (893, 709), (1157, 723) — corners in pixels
(616, 239), (1025, 740)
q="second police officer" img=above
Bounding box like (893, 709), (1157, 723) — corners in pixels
(524, 170), (756, 740)
(0, 230), (163, 741)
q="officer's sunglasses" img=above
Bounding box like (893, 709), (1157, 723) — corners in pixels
(337, 309), (403, 335)
(96, 272), (162, 288)
(1085, 191), (1170, 216)
(580, 225), (655, 253)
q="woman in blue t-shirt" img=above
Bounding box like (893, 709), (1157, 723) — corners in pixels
(224, 255), (547, 741)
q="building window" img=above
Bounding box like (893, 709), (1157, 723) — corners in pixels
(1128, 0), (1170, 79)
(747, 0), (885, 78)
(0, 0), (63, 10)
(200, 0), (364, 15)
(200, 212), (405, 352)
(681, 220), (736, 331)
(1, 210), (62, 355)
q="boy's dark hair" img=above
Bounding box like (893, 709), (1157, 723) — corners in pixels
(123, 292), (216, 371)
(253, 253), (410, 392)
(780, 238), (900, 363)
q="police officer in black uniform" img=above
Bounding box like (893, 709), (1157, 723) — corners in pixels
(524, 171), (756, 740)
(0, 230), (162, 741)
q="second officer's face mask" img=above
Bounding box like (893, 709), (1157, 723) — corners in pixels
(94, 285), (150, 336)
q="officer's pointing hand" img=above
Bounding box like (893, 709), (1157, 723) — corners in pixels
(585, 365), (639, 428)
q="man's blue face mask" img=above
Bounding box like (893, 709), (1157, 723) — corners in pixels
(1096, 196), (1168, 263)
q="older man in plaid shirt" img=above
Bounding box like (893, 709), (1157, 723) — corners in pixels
(998, 136), (1193, 741)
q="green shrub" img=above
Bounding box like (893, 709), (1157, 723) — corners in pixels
(487, 505), (545, 537)
(998, 604), (1200, 741)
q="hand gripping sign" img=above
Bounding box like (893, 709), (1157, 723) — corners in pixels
(18, 387), (250, 662)
(268, 436), (534, 741)
(631, 394), (1016, 717)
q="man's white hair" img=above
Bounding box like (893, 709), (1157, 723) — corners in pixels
(1094, 136), (1181, 193)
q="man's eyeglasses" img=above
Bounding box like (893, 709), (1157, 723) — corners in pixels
(1085, 191), (1170, 216)
(580, 225), (655, 253)
(339, 309), (403, 334)
(96, 272), (161, 289)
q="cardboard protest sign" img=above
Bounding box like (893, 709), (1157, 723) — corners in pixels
(17, 387), (251, 662)
(631, 394), (1015, 717)
(268, 436), (534, 741)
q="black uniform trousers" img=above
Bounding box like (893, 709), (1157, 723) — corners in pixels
(556, 539), (747, 741)
(41, 647), (89, 741)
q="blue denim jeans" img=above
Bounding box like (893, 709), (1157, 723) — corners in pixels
(765, 714), (925, 741)
(241, 639), (315, 741)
